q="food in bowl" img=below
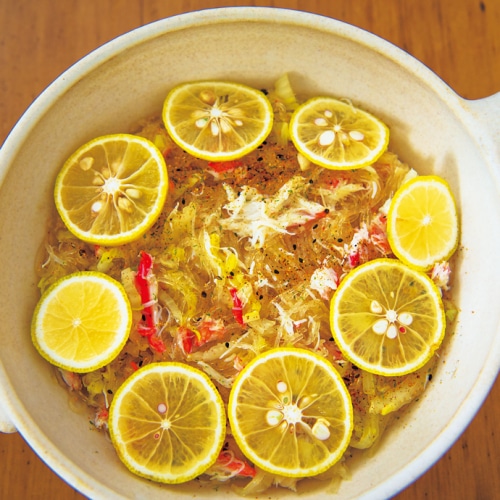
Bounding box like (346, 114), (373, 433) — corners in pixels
(31, 74), (459, 494)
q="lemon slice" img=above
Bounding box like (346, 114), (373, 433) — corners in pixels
(387, 175), (459, 270)
(289, 96), (389, 170)
(228, 348), (353, 478)
(109, 362), (226, 484)
(31, 272), (132, 373)
(54, 134), (168, 246)
(162, 80), (273, 161)
(330, 258), (445, 377)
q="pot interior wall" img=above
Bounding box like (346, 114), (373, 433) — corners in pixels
(0, 13), (499, 499)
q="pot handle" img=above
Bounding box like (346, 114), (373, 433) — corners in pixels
(0, 400), (16, 433)
(466, 92), (500, 163)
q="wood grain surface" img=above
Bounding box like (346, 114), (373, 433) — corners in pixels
(1, 1), (499, 499)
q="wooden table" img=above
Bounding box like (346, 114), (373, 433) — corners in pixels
(1, 1), (499, 498)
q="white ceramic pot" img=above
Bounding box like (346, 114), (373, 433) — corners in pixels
(0, 7), (499, 499)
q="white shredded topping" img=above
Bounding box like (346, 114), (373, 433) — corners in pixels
(431, 261), (451, 291)
(220, 176), (326, 248)
(309, 266), (339, 300)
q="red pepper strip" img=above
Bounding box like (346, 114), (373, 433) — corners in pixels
(134, 251), (166, 353)
(198, 317), (225, 344)
(216, 451), (256, 478)
(285, 208), (329, 231)
(329, 344), (345, 361)
(328, 176), (348, 189)
(207, 160), (243, 173)
(97, 408), (109, 420)
(178, 319), (225, 355)
(136, 251), (153, 304)
(93, 407), (109, 430)
(148, 335), (166, 353)
(229, 288), (245, 325)
(178, 326), (198, 355)
(368, 214), (392, 254)
(348, 251), (360, 268)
